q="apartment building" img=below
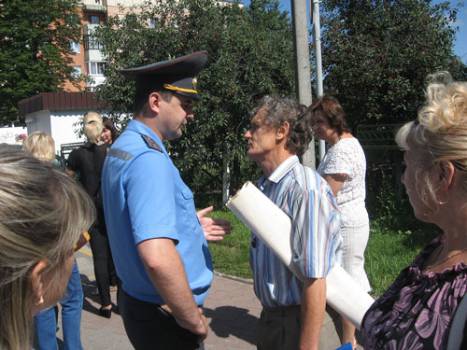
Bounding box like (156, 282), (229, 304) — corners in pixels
(63, 0), (148, 92)
(64, 0), (239, 92)
(19, 0), (239, 152)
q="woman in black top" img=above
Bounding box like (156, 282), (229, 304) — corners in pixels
(67, 112), (117, 318)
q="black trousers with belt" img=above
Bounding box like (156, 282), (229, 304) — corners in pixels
(119, 290), (204, 350)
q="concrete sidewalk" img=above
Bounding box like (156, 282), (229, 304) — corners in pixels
(71, 247), (260, 349)
(60, 246), (343, 349)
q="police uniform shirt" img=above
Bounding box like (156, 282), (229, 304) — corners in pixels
(101, 119), (213, 305)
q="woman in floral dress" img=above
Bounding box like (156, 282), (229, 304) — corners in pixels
(361, 73), (467, 349)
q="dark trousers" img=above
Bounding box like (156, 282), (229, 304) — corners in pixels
(257, 305), (301, 350)
(119, 291), (204, 350)
(89, 224), (117, 306)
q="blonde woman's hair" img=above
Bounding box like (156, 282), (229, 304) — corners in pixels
(396, 72), (467, 205)
(83, 111), (103, 144)
(22, 132), (55, 162)
(0, 147), (95, 349)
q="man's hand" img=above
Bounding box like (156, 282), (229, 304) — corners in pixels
(179, 308), (208, 340)
(138, 239), (207, 339)
(197, 206), (231, 242)
(161, 305), (209, 340)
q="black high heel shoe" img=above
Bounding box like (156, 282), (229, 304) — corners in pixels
(99, 306), (112, 319)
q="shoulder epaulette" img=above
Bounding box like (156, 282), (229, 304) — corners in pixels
(141, 134), (162, 152)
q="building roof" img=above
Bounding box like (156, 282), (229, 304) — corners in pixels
(18, 92), (107, 116)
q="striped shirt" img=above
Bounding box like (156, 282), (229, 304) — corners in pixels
(250, 155), (342, 307)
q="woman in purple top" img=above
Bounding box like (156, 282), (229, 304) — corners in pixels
(361, 73), (467, 349)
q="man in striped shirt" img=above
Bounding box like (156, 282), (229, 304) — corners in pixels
(244, 96), (342, 350)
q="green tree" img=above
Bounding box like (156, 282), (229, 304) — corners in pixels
(0, 0), (81, 125)
(319, 0), (462, 128)
(95, 0), (295, 199)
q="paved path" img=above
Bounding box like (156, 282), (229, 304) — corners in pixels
(54, 245), (344, 349)
(69, 246), (260, 349)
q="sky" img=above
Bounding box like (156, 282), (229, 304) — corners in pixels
(242, 1), (467, 64)
(449, 1), (467, 62)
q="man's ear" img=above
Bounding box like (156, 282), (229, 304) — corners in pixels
(30, 259), (48, 307)
(147, 92), (162, 115)
(276, 121), (290, 142)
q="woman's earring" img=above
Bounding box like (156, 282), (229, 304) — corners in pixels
(35, 295), (44, 306)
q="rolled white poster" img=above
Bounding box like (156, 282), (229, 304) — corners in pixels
(226, 181), (374, 329)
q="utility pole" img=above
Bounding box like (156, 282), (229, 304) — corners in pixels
(312, 0), (326, 160)
(291, 0), (315, 169)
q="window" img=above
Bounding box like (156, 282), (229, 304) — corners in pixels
(89, 62), (106, 75)
(148, 18), (157, 28)
(83, 35), (103, 50)
(70, 41), (80, 54)
(71, 66), (82, 79)
(65, 13), (80, 26)
(89, 15), (100, 25)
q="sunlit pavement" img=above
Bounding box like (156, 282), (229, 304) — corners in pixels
(62, 246), (261, 349)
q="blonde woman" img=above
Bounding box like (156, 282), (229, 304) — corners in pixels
(23, 133), (86, 350)
(0, 147), (94, 349)
(67, 111), (117, 318)
(22, 131), (55, 162)
(361, 74), (467, 349)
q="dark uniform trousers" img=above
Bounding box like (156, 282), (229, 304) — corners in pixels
(119, 290), (204, 350)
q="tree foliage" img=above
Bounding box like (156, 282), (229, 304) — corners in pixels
(0, 0), (82, 125)
(320, 0), (465, 128)
(95, 0), (295, 197)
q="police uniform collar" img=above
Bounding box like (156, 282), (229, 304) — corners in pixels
(127, 120), (166, 154)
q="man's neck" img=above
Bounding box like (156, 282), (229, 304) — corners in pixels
(260, 148), (295, 178)
(134, 116), (164, 141)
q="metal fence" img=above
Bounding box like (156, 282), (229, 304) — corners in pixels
(60, 142), (85, 161)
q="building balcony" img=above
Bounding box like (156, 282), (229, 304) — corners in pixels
(83, 34), (104, 51)
(82, 0), (107, 12)
(86, 74), (106, 90)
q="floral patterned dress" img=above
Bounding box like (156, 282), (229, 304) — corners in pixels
(361, 237), (466, 349)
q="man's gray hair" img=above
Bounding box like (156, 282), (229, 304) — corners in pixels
(253, 96), (312, 157)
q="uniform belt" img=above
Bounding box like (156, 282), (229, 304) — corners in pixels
(122, 290), (202, 314)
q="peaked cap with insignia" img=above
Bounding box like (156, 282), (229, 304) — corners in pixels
(120, 51), (208, 102)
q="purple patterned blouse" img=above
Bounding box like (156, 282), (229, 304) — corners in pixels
(361, 237), (466, 349)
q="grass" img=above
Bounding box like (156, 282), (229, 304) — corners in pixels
(208, 211), (252, 278)
(365, 223), (436, 295)
(208, 210), (436, 295)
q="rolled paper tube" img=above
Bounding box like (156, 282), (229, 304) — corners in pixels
(226, 181), (374, 329)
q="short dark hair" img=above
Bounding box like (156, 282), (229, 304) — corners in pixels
(253, 96), (311, 157)
(307, 96), (350, 136)
(133, 90), (174, 117)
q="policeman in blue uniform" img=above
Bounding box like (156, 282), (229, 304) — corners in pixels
(101, 51), (228, 350)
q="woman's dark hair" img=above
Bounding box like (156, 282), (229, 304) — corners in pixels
(102, 117), (119, 142)
(253, 96), (312, 157)
(307, 95), (350, 136)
